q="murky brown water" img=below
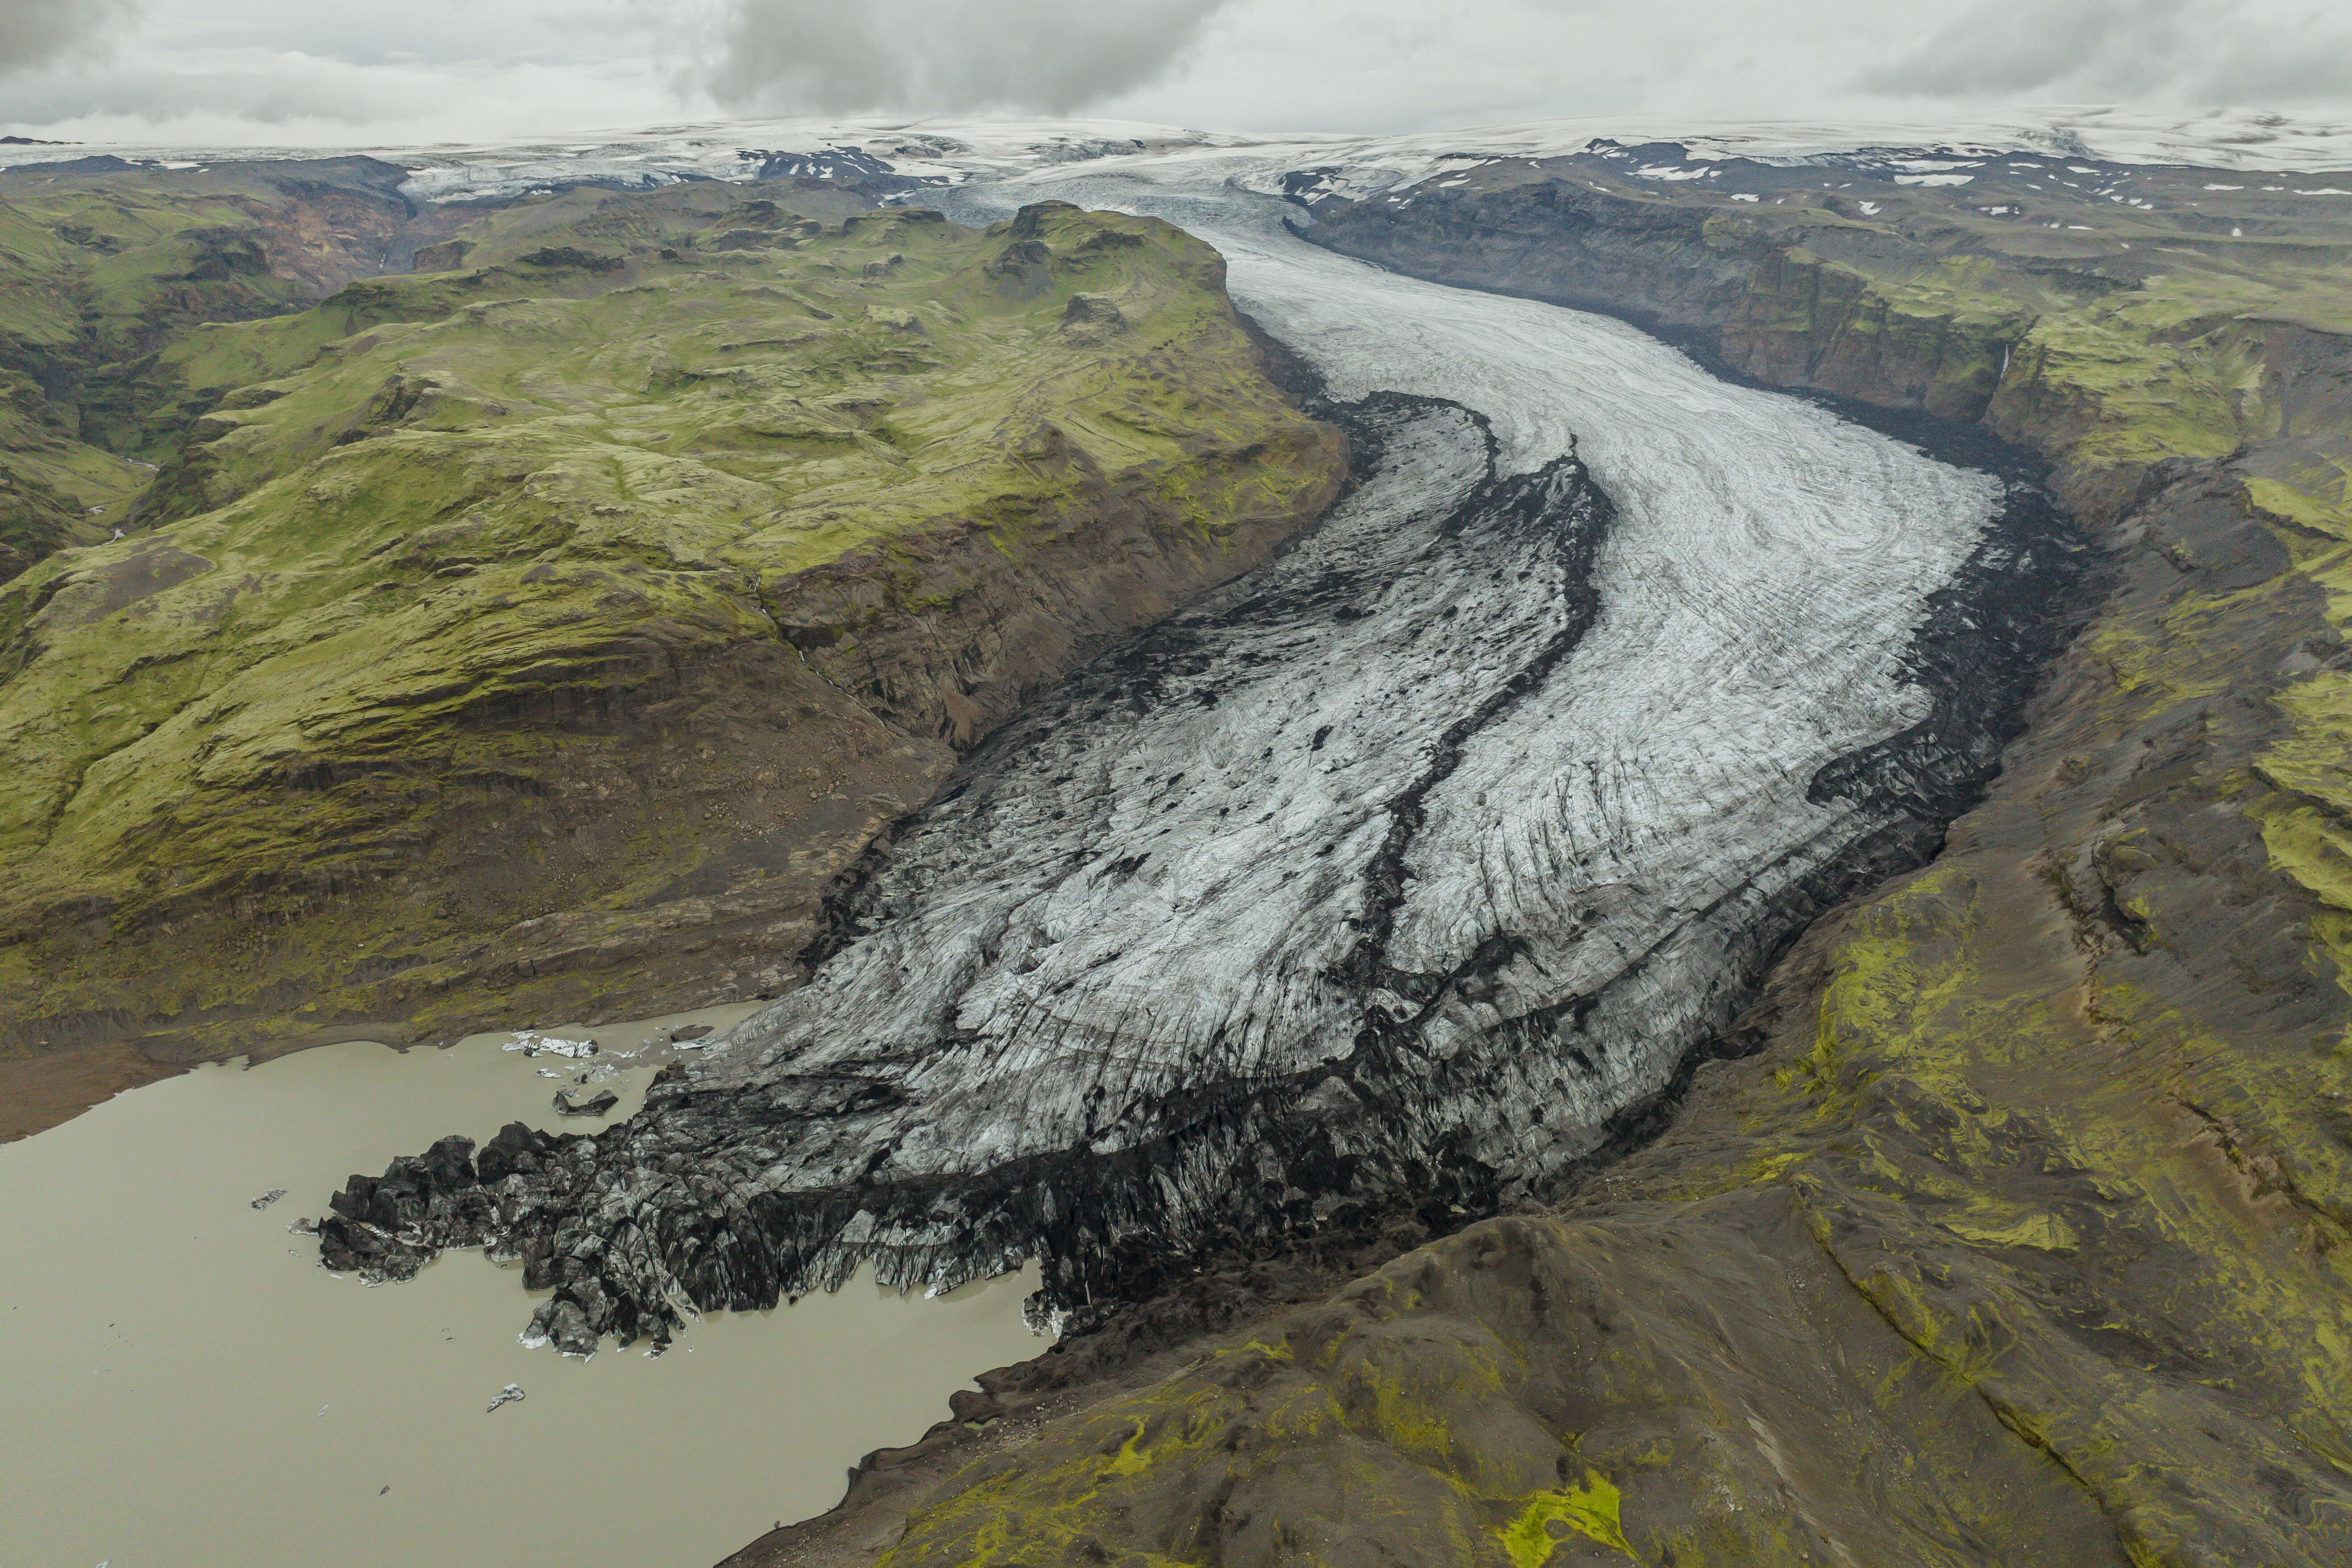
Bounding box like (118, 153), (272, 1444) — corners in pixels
(0, 1007), (1041, 1568)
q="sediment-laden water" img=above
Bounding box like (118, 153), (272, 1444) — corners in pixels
(326, 162), (2087, 1348)
(0, 1009), (1038, 1568)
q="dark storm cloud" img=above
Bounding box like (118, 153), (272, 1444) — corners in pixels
(1, 0), (140, 75)
(2195, 27), (2352, 102)
(704, 0), (1238, 114)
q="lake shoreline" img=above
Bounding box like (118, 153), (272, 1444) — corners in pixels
(0, 1002), (1044, 1568)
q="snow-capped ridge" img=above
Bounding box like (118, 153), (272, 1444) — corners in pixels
(7, 108), (2350, 204)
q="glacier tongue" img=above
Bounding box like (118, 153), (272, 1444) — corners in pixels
(320, 172), (2087, 1348)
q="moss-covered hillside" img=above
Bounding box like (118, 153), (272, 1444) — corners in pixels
(0, 159), (890, 582)
(748, 159), (2352, 1568)
(0, 157), (443, 575)
(0, 194), (1344, 1095)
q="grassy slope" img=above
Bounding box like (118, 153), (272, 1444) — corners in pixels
(1615, 184), (2352, 1568)
(0, 188), (190, 567)
(843, 165), (2352, 1567)
(0, 162), (404, 573)
(0, 162), (816, 576)
(0, 198), (1342, 1063)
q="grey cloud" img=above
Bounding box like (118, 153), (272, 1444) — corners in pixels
(0, 55), (443, 126)
(704, 0), (1237, 114)
(1857, 0), (2352, 107)
(1, 0), (140, 76)
(2195, 25), (2352, 104)
(1860, 0), (2192, 97)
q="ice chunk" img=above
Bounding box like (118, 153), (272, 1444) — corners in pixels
(501, 1030), (597, 1059)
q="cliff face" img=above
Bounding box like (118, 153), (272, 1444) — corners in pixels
(805, 154), (2352, 1567)
(0, 195), (1345, 1123)
(1305, 148), (2352, 474)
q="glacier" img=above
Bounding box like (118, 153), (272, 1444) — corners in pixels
(319, 153), (2091, 1349)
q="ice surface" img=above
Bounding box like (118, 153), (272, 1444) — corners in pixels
(9, 107), (2351, 199)
(318, 128), (2092, 1334)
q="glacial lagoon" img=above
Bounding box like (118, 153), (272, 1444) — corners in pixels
(0, 1010), (1039, 1568)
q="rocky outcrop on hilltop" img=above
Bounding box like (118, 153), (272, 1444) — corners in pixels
(784, 153), (2352, 1568)
(0, 197), (1344, 1119)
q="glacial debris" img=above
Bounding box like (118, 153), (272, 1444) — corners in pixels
(324, 350), (2083, 1346)
(320, 398), (1609, 1344)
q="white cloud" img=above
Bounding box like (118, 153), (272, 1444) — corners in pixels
(3, 0), (2350, 145)
(6, 54), (683, 144)
(7, 54), (438, 128)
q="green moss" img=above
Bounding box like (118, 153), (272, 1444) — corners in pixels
(1498, 1473), (1636, 1564)
(2255, 671), (2352, 996)
(0, 199), (1342, 1057)
(2081, 612), (2234, 720)
(2246, 474), (2352, 538)
(1939, 1208), (2079, 1252)
(1797, 866), (1984, 1105)
(0, 177), (353, 567)
(1999, 264), (2352, 467)
(1723, 220), (2352, 472)
(1753, 827), (2352, 1559)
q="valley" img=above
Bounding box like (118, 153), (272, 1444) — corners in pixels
(2, 113), (2349, 1568)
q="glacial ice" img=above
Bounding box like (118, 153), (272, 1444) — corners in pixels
(322, 160), (2087, 1344)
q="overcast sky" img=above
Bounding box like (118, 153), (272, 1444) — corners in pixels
(3, 0), (2348, 145)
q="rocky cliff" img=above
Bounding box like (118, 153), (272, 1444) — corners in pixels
(744, 148), (2352, 1568)
(0, 191), (1344, 1129)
